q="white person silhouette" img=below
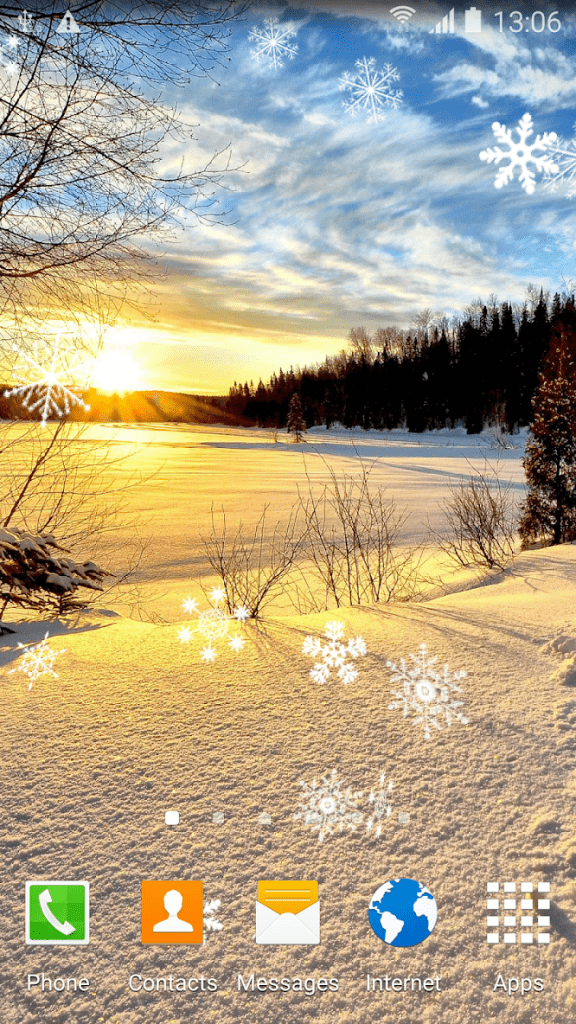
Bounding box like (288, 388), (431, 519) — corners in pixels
(153, 889), (194, 932)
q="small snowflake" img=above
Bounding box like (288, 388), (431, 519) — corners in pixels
(479, 113), (558, 195)
(178, 587), (247, 663)
(0, 32), (19, 78)
(9, 632), (66, 690)
(366, 772), (393, 838)
(203, 898), (223, 942)
(4, 335), (92, 424)
(18, 11), (33, 33)
(387, 643), (468, 740)
(339, 57), (403, 124)
(249, 17), (298, 70)
(543, 135), (576, 197)
(302, 620), (367, 685)
(294, 769), (363, 842)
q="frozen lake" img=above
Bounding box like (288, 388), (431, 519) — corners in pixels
(0, 421), (527, 596)
(56, 421), (527, 581)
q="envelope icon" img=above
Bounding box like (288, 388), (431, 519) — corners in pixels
(255, 881), (319, 944)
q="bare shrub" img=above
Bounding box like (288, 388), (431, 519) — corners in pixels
(436, 467), (516, 572)
(201, 505), (307, 618)
(0, 420), (153, 618)
(201, 461), (427, 618)
(485, 425), (518, 451)
(297, 462), (425, 609)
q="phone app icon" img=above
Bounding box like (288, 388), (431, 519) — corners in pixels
(255, 881), (320, 944)
(368, 878), (437, 947)
(25, 881), (89, 945)
(141, 881), (203, 944)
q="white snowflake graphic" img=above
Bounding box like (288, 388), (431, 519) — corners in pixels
(387, 643), (468, 740)
(248, 17), (298, 70)
(302, 620), (366, 685)
(294, 769), (363, 842)
(18, 10), (33, 33)
(203, 898), (223, 942)
(339, 57), (403, 124)
(4, 335), (92, 424)
(178, 586), (249, 663)
(479, 113), (558, 195)
(366, 772), (393, 838)
(0, 32), (19, 77)
(543, 135), (576, 197)
(9, 632), (66, 690)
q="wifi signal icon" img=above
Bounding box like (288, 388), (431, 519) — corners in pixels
(390, 5), (416, 23)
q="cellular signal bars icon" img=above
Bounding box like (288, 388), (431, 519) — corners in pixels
(430, 8), (455, 33)
(390, 6), (416, 24)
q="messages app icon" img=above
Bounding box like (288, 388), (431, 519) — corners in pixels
(256, 881), (320, 944)
(26, 881), (89, 945)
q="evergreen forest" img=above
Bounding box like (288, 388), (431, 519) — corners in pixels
(226, 289), (574, 434)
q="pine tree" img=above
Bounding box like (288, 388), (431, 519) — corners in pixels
(287, 392), (306, 442)
(519, 304), (576, 546)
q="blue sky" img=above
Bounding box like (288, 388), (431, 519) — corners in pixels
(116, 1), (576, 393)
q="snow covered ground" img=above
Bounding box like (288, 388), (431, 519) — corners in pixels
(1, 424), (575, 1024)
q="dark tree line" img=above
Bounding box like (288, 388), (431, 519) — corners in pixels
(226, 289), (569, 435)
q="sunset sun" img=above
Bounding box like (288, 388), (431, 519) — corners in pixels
(92, 346), (142, 394)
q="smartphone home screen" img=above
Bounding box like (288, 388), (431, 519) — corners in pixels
(1, 2), (575, 1022)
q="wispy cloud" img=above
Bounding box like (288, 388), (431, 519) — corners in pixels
(112, 6), (576, 391)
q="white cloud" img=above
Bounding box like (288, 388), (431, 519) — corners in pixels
(434, 26), (576, 108)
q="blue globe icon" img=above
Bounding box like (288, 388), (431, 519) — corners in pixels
(368, 878), (437, 947)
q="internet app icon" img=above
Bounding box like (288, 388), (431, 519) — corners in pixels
(25, 881), (89, 945)
(368, 878), (437, 946)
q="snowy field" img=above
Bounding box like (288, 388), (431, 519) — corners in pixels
(2, 424), (576, 1024)
(26, 421), (527, 616)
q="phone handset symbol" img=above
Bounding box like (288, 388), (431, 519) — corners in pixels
(38, 888), (76, 936)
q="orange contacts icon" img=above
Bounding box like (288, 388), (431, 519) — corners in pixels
(141, 881), (203, 944)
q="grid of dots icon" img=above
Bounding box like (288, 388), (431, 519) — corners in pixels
(486, 882), (550, 944)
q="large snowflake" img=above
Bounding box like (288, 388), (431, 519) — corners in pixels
(366, 772), (393, 838)
(294, 769), (363, 842)
(387, 643), (468, 740)
(479, 113), (558, 195)
(9, 632), (66, 690)
(302, 620), (366, 685)
(4, 336), (91, 424)
(339, 57), (403, 124)
(203, 898), (223, 942)
(177, 586), (249, 663)
(543, 135), (576, 198)
(248, 17), (298, 70)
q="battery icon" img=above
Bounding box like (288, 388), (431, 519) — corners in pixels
(464, 6), (482, 32)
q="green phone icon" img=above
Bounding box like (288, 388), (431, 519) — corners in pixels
(25, 881), (90, 944)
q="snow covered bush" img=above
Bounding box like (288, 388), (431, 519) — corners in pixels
(0, 526), (108, 617)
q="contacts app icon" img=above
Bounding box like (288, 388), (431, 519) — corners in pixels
(141, 881), (203, 944)
(255, 881), (320, 944)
